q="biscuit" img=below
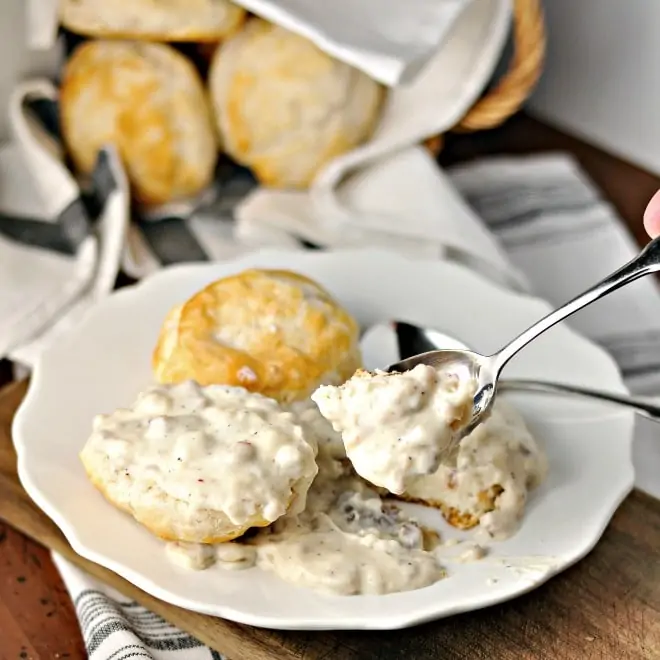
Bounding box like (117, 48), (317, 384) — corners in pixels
(396, 485), (504, 531)
(59, 0), (246, 42)
(208, 19), (385, 188)
(60, 41), (217, 206)
(397, 402), (547, 532)
(153, 269), (363, 403)
(80, 381), (319, 544)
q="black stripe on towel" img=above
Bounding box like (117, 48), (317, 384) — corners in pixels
(58, 197), (93, 248)
(76, 590), (210, 655)
(0, 211), (79, 255)
(0, 145), (123, 256)
(0, 194), (94, 256)
(137, 216), (209, 265)
(23, 97), (61, 141)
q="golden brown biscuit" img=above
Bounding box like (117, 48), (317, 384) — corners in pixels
(208, 19), (385, 188)
(153, 269), (362, 402)
(60, 41), (217, 206)
(59, 0), (246, 42)
(395, 486), (503, 531)
(396, 401), (547, 534)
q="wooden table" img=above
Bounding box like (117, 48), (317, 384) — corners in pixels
(2, 112), (660, 660)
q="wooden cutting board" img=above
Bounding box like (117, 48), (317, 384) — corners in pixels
(1, 380), (659, 660)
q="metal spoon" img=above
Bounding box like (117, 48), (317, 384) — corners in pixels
(386, 236), (660, 450)
(385, 320), (660, 422)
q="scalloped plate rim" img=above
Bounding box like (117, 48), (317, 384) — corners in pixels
(12, 248), (635, 630)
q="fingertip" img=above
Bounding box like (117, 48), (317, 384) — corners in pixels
(644, 190), (660, 237)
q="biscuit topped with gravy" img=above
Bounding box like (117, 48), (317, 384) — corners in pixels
(80, 380), (318, 544)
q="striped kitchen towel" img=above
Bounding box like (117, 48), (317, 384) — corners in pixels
(0, 80), (130, 367)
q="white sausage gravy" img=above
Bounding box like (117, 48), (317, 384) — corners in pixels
(166, 400), (445, 595)
(88, 380), (546, 597)
(312, 366), (475, 494)
(80, 380), (318, 543)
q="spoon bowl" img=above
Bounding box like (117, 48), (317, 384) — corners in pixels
(378, 319), (660, 426)
(386, 347), (497, 440)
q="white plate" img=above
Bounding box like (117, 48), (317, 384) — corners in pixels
(13, 249), (635, 630)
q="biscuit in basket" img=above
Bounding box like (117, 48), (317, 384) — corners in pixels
(80, 380), (318, 544)
(60, 41), (217, 206)
(59, 0), (246, 42)
(397, 401), (548, 535)
(208, 19), (385, 188)
(153, 269), (363, 403)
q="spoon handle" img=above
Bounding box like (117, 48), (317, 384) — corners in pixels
(493, 235), (660, 373)
(501, 379), (660, 422)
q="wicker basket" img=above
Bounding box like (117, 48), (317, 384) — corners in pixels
(425, 0), (546, 155)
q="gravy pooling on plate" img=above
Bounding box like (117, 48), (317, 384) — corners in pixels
(164, 399), (546, 597)
(166, 412), (445, 596)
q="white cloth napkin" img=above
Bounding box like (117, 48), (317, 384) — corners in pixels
(0, 81), (130, 366)
(26, 0), (60, 50)
(235, 146), (525, 292)
(232, 0), (477, 86)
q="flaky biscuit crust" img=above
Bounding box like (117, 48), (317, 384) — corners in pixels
(60, 41), (217, 206)
(393, 486), (504, 531)
(153, 269), (362, 402)
(60, 0), (246, 42)
(208, 19), (385, 188)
